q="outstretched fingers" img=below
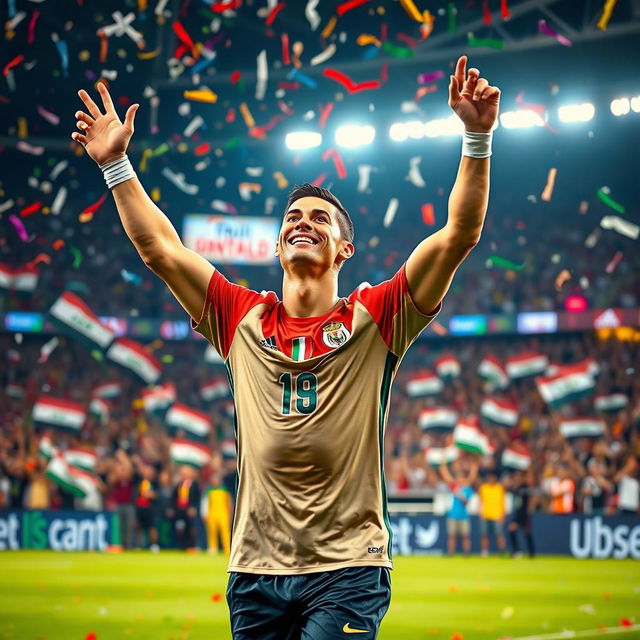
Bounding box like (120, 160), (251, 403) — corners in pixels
(124, 104), (139, 131)
(454, 56), (467, 93)
(473, 78), (489, 101)
(97, 82), (117, 115)
(75, 110), (94, 125)
(78, 89), (102, 119)
(71, 131), (87, 145)
(448, 75), (461, 107)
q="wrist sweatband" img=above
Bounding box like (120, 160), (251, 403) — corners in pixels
(462, 130), (493, 159)
(100, 155), (136, 189)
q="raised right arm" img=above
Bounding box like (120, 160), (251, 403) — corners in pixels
(71, 82), (213, 321)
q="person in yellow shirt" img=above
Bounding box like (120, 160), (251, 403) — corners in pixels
(478, 470), (506, 556)
(201, 469), (232, 555)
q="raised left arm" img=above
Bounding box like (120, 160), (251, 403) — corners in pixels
(406, 56), (500, 314)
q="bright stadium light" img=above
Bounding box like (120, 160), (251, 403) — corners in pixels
(285, 131), (322, 150)
(558, 102), (595, 123)
(424, 115), (465, 137)
(335, 124), (376, 148)
(499, 109), (545, 129)
(630, 95), (640, 113)
(405, 120), (426, 139)
(610, 97), (630, 116)
(389, 122), (409, 142)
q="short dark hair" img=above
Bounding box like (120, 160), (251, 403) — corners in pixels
(285, 183), (354, 243)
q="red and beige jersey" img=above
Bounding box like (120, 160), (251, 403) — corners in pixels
(191, 264), (440, 575)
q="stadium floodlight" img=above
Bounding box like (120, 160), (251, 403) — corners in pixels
(285, 131), (322, 150)
(389, 122), (409, 142)
(558, 102), (595, 123)
(499, 109), (545, 129)
(335, 124), (376, 148)
(630, 95), (640, 113)
(423, 115), (465, 137)
(610, 97), (630, 116)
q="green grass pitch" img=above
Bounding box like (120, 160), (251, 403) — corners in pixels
(0, 552), (637, 640)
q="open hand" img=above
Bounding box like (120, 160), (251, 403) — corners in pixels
(449, 56), (500, 133)
(71, 82), (139, 166)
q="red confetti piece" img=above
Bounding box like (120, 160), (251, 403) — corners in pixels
(483, 0), (491, 24)
(265, 2), (286, 26)
(620, 618), (632, 627)
(79, 193), (108, 223)
(28, 253), (51, 267)
(379, 22), (388, 42)
(230, 71), (241, 84)
(605, 251), (623, 274)
(210, 0), (242, 14)
(53, 239), (65, 250)
(312, 173), (328, 187)
(396, 33), (417, 48)
(225, 108), (236, 122)
(337, 0), (370, 16)
(380, 63), (389, 84)
(421, 203), (435, 225)
(194, 143), (211, 156)
(3, 54), (24, 77)
(27, 10), (40, 44)
(20, 201), (43, 217)
(323, 68), (381, 93)
(281, 33), (290, 65)
(318, 103), (334, 129)
(84, 633), (97, 640)
(501, 0), (511, 19)
(173, 21), (195, 50)
(278, 81), (300, 90)
(211, 593), (222, 602)
(322, 148), (347, 180)
(278, 101), (293, 115)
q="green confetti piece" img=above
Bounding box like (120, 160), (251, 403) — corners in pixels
(152, 143), (170, 157)
(237, 77), (247, 94)
(34, 167), (42, 178)
(90, 349), (104, 362)
(487, 256), (525, 271)
(223, 136), (240, 150)
(161, 355), (174, 363)
(70, 246), (82, 268)
(447, 2), (457, 33)
(597, 189), (625, 214)
(382, 42), (414, 58)
(468, 34), (505, 50)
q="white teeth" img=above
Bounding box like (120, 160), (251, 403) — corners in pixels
(290, 236), (315, 245)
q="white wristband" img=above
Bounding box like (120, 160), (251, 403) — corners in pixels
(462, 130), (493, 159)
(100, 155), (136, 189)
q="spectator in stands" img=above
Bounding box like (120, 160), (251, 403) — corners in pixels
(614, 456), (639, 515)
(24, 456), (51, 510)
(155, 467), (174, 548)
(582, 458), (613, 515)
(202, 468), (232, 555)
(478, 469), (507, 556)
(440, 459), (477, 555)
(168, 465), (201, 551)
(108, 449), (136, 549)
(507, 469), (537, 558)
(548, 464), (576, 514)
(132, 456), (159, 552)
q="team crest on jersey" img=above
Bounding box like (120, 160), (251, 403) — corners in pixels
(321, 322), (351, 349)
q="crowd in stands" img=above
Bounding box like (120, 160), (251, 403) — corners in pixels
(1, 329), (638, 553)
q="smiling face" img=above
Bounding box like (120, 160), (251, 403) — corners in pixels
(275, 196), (354, 272)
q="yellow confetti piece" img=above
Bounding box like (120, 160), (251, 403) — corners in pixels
(597, 0), (619, 30)
(17, 117), (28, 139)
(541, 167), (558, 201)
(321, 16), (337, 39)
(239, 102), (255, 128)
(357, 34), (381, 46)
(273, 171), (288, 189)
(400, 0), (425, 22)
(139, 148), (153, 173)
(78, 50), (90, 62)
(138, 48), (160, 59)
(239, 182), (262, 194)
(151, 187), (161, 202)
(183, 89), (218, 103)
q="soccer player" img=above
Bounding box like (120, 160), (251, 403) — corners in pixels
(71, 55), (500, 639)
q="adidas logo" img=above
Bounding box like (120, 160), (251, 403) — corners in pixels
(594, 308), (621, 329)
(259, 336), (278, 351)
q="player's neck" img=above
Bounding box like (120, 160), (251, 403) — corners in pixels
(281, 270), (341, 318)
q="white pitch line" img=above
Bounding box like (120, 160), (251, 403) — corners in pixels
(508, 624), (640, 640)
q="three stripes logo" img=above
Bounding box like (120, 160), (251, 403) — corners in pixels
(259, 336), (278, 351)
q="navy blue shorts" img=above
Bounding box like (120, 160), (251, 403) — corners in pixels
(227, 565), (391, 640)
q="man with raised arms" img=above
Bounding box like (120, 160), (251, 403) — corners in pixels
(71, 55), (500, 639)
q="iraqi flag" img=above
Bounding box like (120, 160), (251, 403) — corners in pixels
(221, 439), (237, 459)
(506, 352), (549, 380)
(38, 434), (58, 461)
(560, 418), (606, 439)
(89, 398), (109, 425)
(170, 439), (212, 469)
(141, 382), (176, 415)
(205, 345), (224, 365)
(5, 384), (25, 400)
(594, 393), (628, 412)
(453, 420), (491, 455)
(0, 262), (39, 292)
(418, 407), (458, 431)
(435, 355), (461, 380)
(502, 445), (531, 470)
(535, 365), (595, 409)
(407, 372), (443, 397)
(91, 381), (122, 399)
(200, 380), (229, 402)
(547, 358), (599, 378)
(425, 445), (459, 467)
(478, 355), (509, 390)
(106, 338), (162, 384)
(32, 396), (86, 434)
(64, 448), (98, 472)
(480, 397), (519, 427)
(165, 403), (211, 441)
(45, 454), (97, 498)
(49, 291), (115, 350)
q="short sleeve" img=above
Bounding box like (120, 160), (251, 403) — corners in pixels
(191, 268), (276, 360)
(353, 262), (441, 357)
